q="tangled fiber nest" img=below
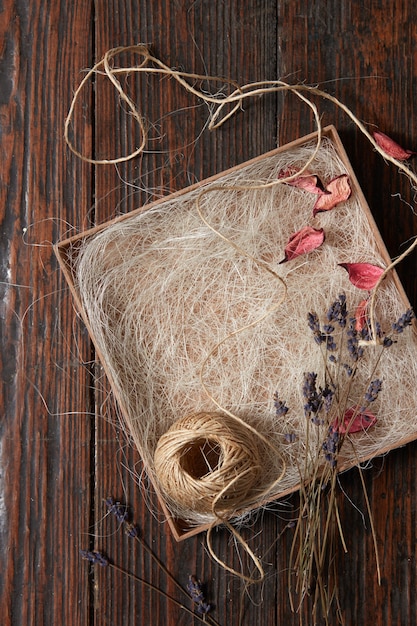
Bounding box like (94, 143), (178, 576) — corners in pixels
(71, 137), (417, 526)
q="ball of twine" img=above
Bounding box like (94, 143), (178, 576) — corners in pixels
(153, 412), (266, 518)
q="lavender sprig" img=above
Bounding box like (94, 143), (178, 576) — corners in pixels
(286, 297), (414, 623)
(326, 293), (347, 327)
(322, 384), (335, 413)
(80, 550), (216, 626)
(346, 318), (364, 361)
(274, 391), (289, 416)
(308, 307), (339, 352)
(105, 497), (129, 523)
(80, 549), (109, 566)
(303, 372), (320, 416)
(303, 374), (335, 422)
(187, 575), (211, 615)
(124, 522), (139, 538)
(284, 433), (298, 443)
(392, 309), (415, 333)
(308, 312), (326, 345)
(372, 309), (414, 347)
(364, 379), (382, 404)
(322, 429), (339, 468)
(104, 497), (219, 625)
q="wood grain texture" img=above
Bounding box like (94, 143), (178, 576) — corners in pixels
(1, 1), (94, 625)
(2, 0), (417, 624)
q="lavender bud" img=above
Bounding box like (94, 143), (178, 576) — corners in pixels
(125, 523), (139, 538)
(392, 309), (415, 333)
(364, 379), (382, 403)
(274, 391), (289, 417)
(326, 294), (347, 327)
(303, 372), (322, 415)
(187, 575), (211, 614)
(80, 550), (109, 567)
(284, 433), (297, 443)
(105, 497), (129, 523)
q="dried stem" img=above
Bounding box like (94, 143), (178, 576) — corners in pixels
(109, 562), (221, 626)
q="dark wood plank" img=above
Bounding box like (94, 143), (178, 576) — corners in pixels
(278, 3), (417, 624)
(86, 2), (416, 625)
(3, 1), (417, 625)
(91, 3), (281, 625)
(1, 1), (94, 624)
(87, 2), (417, 625)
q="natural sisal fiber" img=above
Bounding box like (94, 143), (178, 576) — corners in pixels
(70, 137), (417, 527)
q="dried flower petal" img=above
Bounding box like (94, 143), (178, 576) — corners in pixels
(280, 226), (325, 263)
(278, 167), (329, 194)
(373, 130), (416, 161)
(339, 262), (385, 290)
(354, 298), (369, 331)
(332, 406), (377, 435)
(313, 174), (351, 216)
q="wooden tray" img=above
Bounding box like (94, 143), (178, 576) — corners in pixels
(55, 125), (417, 540)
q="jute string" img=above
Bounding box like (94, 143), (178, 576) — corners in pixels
(154, 411), (286, 580)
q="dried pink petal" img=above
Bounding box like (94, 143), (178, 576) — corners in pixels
(278, 167), (328, 194)
(354, 298), (369, 331)
(332, 406), (377, 435)
(279, 226), (325, 263)
(373, 130), (416, 161)
(313, 174), (351, 216)
(339, 262), (385, 290)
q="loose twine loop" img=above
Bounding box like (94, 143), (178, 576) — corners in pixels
(66, 44), (417, 581)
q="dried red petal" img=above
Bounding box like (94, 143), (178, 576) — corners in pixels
(354, 298), (369, 331)
(332, 406), (377, 435)
(278, 167), (328, 194)
(313, 174), (351, 216)
(373, 130), (416, 161)
(339, 262), (385, 290)
(279, 226), (325, 263)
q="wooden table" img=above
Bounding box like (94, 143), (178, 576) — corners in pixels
(2, 2), (417, 624)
